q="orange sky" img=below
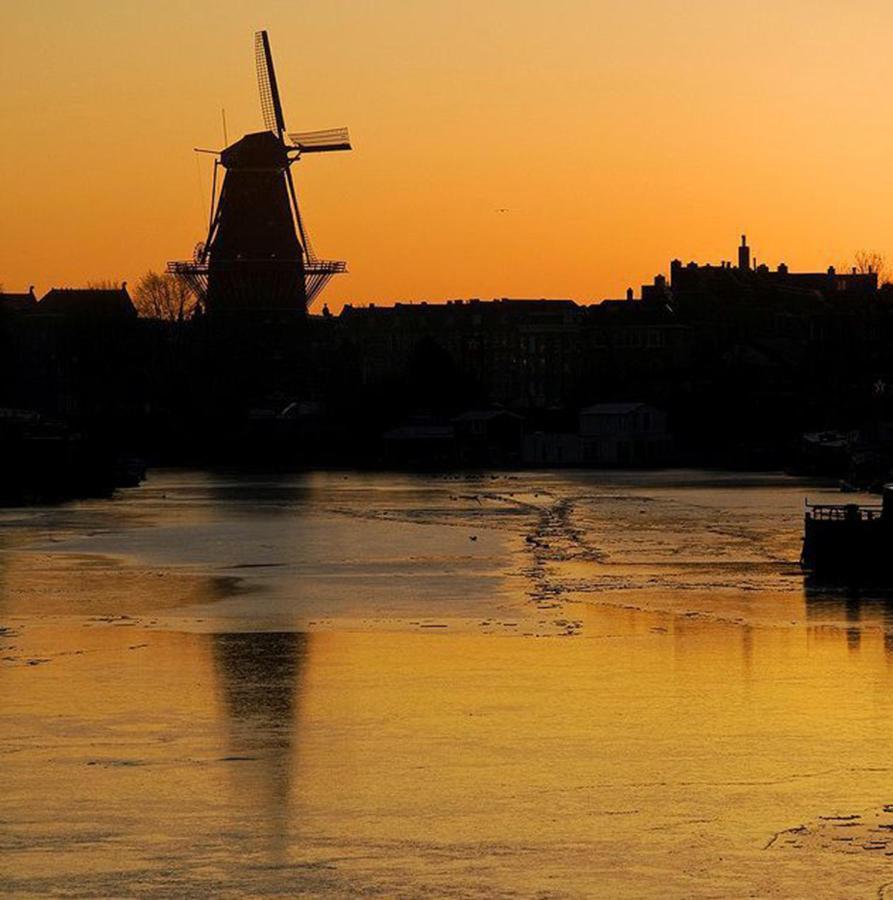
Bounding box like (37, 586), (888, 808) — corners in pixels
(3, 0), (893, 310)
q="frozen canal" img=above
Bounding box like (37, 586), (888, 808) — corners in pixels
(3, 469), (893, 897)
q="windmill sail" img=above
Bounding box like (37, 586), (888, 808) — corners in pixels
(255, 30), (286, 136)
(288, 127), (352, 153)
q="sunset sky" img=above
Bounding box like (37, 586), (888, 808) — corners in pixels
(3, 0), (893, 310)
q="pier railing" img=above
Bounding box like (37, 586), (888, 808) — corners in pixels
(805, 503), (883, 522)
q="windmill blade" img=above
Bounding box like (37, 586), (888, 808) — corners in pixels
(288, 127), (352, 154)
(254, 30), (286, 136)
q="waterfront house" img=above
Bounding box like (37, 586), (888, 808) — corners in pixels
(579, 402), (672, 465)
(452, 409), (523, 466)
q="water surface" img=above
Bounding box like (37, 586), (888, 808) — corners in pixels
(3, 470), (893, 897)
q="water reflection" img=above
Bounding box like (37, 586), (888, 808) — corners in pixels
(210, 631), (310, 860)
(804, 582), (893, 658)
(201, 470), (316, 517)
(8, 611), (893, 896)
(0, 543), (243, 619)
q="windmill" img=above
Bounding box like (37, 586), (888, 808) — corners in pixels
(169, 30), (351, 314)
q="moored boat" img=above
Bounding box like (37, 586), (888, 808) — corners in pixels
(802, 486), (893, 579)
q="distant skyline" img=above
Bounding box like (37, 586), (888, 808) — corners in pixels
(3, 0), (893, 310)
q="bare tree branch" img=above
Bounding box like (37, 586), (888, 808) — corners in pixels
(132, 271), (198, 322)
(850, 250), (889, 285)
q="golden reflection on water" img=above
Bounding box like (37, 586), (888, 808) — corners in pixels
(0, 548), (243, 620)
(6, 472), (893, 894)
(5, 603), (893, 896)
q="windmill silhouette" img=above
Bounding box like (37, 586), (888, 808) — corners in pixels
(169, 31), (351, 314)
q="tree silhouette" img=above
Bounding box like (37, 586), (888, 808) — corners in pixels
(851, 250), (888, 285)
(132, 271), (197, 322)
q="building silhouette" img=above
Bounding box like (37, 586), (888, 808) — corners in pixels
(6, 27), (892, 486)
(2, 235), (893, 481)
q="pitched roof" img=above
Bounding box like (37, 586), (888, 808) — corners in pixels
(452, 409), (523, 423)
(382, 424), (454, 441)
(38, 288), (136, 319)
(580, 402), (648, 415)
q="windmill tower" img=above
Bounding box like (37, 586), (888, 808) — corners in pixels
(169, 31), (351, 315)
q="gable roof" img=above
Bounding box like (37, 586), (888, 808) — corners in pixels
(38, 288), (137, 319)
(580, 402), (649, 416)
(452, 409), (523, 423)
(382, 424), (455, 441)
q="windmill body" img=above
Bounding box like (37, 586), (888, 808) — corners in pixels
(169, 31), (350, 316)
(206, 131), (306, 312)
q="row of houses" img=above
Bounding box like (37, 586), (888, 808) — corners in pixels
(383, 403), (672, 468)
(4, 234), (893, 468)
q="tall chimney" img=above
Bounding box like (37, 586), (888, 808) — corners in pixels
(738, 234), (751, 271)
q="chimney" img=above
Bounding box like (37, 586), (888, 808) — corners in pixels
(626, 287), (634, 301)
(738, 234), (750, 271)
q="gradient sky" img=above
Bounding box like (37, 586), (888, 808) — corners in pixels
(3, 0), (893, 310)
